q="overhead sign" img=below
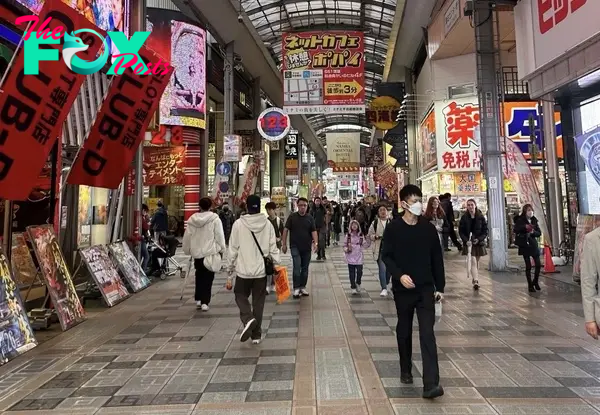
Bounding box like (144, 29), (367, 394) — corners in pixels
(326, 132), (360, 173)
(282, 31), (365, 115)
(257, 107), (290, 141)
(367, 96), (401, 130)
(285, 131), (300, 177)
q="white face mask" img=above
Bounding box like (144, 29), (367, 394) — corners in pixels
(526, 211), (534, 218)
(405, 201), (423, 216)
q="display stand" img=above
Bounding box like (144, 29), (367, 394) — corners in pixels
(80, 245), (131, 307)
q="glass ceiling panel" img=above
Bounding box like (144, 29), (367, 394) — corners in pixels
(241, 0), (398, 136)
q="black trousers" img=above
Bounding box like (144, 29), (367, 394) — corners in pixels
(234, 277), (267, 340)
(194, 258), (215, 304)
(523, 254), (541, 282)
(348, 264), (363, 289)
(393, 288), (440, 389)
(443, 226), (462, 249)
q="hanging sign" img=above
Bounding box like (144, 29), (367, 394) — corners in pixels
(143, 146), (186, 185)
(367, 96), (401, 130)
(68, 46), (173, 188)
(223, 134), (242, 162)
(257, 108), (291, 142)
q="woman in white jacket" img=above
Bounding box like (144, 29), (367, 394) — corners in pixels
(228, 195), (280, 344)
(183, 197), (226, 311)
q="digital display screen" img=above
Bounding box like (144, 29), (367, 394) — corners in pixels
(147, 9), (206, 129)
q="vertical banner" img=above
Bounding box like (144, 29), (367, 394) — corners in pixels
(420, 110), (437, 171)
(68, 46), (174, 188)
(285, 131), (300, 177)
(0, 0), (105, 200)
(326, 132), (360, 173)
(282, 31), (365, 114)
(237, 161), (259, 202)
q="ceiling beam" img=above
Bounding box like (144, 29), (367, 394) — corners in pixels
(254, 14), (392, 33)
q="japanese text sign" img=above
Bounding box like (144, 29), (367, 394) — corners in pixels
(367, 96), (401, 130)
(285, 130), (299, 175)
(326, 132), (360, 173)
(282, 31), (365, 115)
(223, 134), (241, 162)
(143, 146), (186, 185)
(455, 172), (481, 194)
(68, 45), (173, 188)
(0, 0), (104, 200)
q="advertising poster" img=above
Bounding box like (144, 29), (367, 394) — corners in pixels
(223, 134), (242, 162)
(375, 163), (398, 201)
(27, 225), (86, 331)
(0, 0), (104, 200)
(282, 31), (365, 114)
(143, 146), (186, 185)
(146, 10), (206, 129)
(109, 241), (151, 292)
(78, 186), (92, 247)
(572, 215), (600, 279)
(0, 251), (37, 365)
(237, 161), (259, 202)
(11, 234), (37, 288)
(326, 132), (361, 172)
(81, 245), (130, 306)
(420, 110), (437, 171)
(67, 46), (173, 189)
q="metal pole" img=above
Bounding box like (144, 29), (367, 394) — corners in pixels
(224, 42), (235, 203)
(474, 1), (507, 271)
(542, 96), (564, 250)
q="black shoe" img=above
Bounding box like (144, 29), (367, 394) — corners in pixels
(400, 373), (413, 384)
(533, 280), (541, 291)
(528, 284), (536, 293)
(422, 385), (444, 399)
(456, 246), (463, 252)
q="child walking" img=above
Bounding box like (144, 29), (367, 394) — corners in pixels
(344, 220), (371, 295)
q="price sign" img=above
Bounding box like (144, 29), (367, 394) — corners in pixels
(257, 107), (291, 142)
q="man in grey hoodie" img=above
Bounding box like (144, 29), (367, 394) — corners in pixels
(227, 195), (280, 344)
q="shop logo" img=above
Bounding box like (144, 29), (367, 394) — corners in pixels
(537, 0), (587, 34)
(17, 15), (170, 76)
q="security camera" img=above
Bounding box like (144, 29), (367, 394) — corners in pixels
(237, 14), (243, 23)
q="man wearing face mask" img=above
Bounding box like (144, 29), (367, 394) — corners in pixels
(382, 184), (445, 399)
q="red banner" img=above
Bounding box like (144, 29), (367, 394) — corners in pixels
(0, 0), (104, 200)
(143, 146), (185, 185)
(68, 46), (173, 188)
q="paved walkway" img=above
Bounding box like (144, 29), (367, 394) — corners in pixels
(0, 246), (598, 415)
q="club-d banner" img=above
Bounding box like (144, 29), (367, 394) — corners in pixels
(326, 132), (360, 172)
(68, 46), (173, 188)
(0, 0), (104, 200)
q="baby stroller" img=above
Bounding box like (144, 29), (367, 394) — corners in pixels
(147, 234), (185, 280)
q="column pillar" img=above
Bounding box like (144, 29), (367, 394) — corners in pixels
(542, 97), (564, 250)
(252, 76), (263, 196)
(183, 130), (201, 225)
(403, 66), (418, 183)
(474, 0), (507, 271)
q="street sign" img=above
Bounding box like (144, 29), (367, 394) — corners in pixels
(216, 162), (232, 176)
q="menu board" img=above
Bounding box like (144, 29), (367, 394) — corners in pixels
(27, 225), (86, 331)
(80, 246), (130, 307)
(11, 233), (38, 288)
(0, 251), (37, 365)
(109, 241), (151, 292)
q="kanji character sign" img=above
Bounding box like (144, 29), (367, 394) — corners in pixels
(444, 101), (480, 148)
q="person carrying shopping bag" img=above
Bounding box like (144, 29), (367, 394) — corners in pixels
(344, 220), (371, 295)
(368, 205), (391, 297)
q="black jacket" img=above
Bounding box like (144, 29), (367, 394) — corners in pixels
(441, 199), (455, 224)
(219, 209), (235, 239)
(310, 205), (326, 228)
(459, 212), (488, 243)
(332, 207), (343, 233)
(514, 214), (541, 256)
(151, 207), (169, 232)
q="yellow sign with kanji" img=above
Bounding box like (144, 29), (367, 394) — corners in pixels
(143, 146), (186, 185)
(367, 96), (401, 130)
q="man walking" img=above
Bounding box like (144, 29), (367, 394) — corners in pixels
(282, 197), (317, 299)
(382, 184), (445, 399)
(228, 195), (280, 344)
(150, 200), (169, 243)
(440, 193), (462, 252)
(219, 201), (235, 245)
(310, 197), (327, 260)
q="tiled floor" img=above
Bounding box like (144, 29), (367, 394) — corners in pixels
(0, 245), (598, 415)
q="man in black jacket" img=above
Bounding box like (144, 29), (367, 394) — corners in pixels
(440, 193), (462, 252)
(382, 184), (445, 399)
(310, 197), (327, 260)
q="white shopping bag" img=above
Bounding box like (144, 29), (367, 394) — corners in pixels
(434, 301), (442, 324)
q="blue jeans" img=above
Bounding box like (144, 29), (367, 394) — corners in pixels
(141, 240), (149, 271)
(291, 247), (311, 289)
(377, 257), (391, 290)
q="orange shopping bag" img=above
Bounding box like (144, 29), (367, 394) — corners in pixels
(274, 265), (291, 304)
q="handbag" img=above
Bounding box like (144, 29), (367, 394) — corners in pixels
(251, 231), (275, 276)
(203, 253), (222, 272)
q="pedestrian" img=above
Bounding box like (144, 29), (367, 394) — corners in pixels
(344, 219), (370, 294)
(150, 200), (169, 243)
(219, 201), (235, 245)
(310, 197), (327, 260)
(228, 195), (280, 344)
(368, 204), (391, 297)
(140, 203), (150, 272)
(424, 196), (447, 247)
(581, 227), (600, 339)
(381, 184), (445, 399)
(266, 201), (284, 294)
(325, 205), (333, 247)
(182, 197), (226, 311)
(514, 204), (542, 292)
(281, 197), (318, 299)
(331, 201), (343, 245)
(440, 193), (462, 252)
(458, 199), (488, 290)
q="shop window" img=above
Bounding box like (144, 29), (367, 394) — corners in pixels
(448, 84), (475, 99)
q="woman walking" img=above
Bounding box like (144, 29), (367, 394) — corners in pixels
(331, 202), (343, 245)
(368, 205), (391, 297)
(459, 199), (488, 290)
(344, 220), (370, 295)
(514, 204), (542, 292)
(424, 197), (447, 247)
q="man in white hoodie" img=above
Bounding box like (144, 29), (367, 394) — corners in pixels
(183, 197), (226, 311)
(228, 195), (280, 344)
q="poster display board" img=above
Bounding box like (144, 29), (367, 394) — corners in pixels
(80, 246), (130, 306)
(27, 225), (86, 331)
(11, 234), (38, 288)
(0, 251), (37, 365)
(109, 241), (151, 293)
(282, 31), (365, 114)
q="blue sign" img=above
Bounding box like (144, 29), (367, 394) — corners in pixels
(216, 162), (232, 176)
(505, 106), (562, 160)
(218, 181), (229, 193)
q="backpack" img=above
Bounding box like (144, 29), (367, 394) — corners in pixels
(373, 218), (390, 234)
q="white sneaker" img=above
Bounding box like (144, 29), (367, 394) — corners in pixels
(266, 286), (271, 294)
(270, 284), (276, 293)
(240, 318), (257, 342)
(380, 289), (388, 297)
(201, 304), (209, 311)
(300, 288), (309, 297)
(356, 285), (361, 293)
(252, 338), (261, 345)
(293, 289), (301, 298)
(351, 288), (358, 295)
(196, 301), (202, 309)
